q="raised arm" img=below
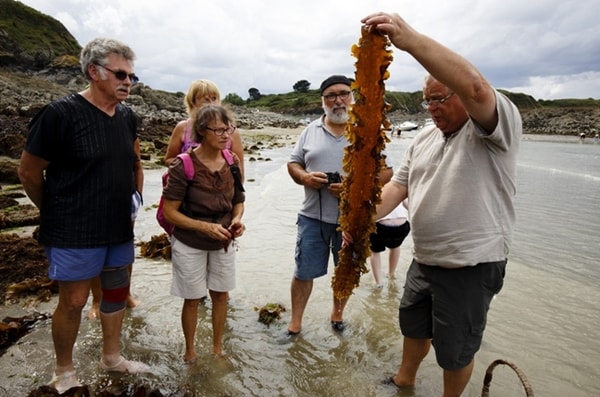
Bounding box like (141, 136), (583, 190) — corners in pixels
(362, 12), (498, 132)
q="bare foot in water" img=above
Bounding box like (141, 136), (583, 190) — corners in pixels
(100, 356), (150, 373)
(87, 302), (100, 320)
(48, 370), (81, 394)
(126, 294), (140, 308)
(184, 353), (198, 364)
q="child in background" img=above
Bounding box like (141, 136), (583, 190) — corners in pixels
(368, 200), (410, 288)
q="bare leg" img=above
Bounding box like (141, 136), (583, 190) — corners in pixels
(87, 277), (101, 320)
(53, 280), (91, 369)
(182, 298), (202, 363)
(392, 336), (431, 386)
(100, 308), (126, 362)
(388, 247), (401, 279)
(48, 280), (90, 392)
(288, 277), (313, 333)
(443, 360), (474, 397)
(49, 280), (90, 394)
(369, 251), (383, 286)
(330, 295), (349, 323)
(209, 290), (229, 356)
(99, 306), (149, 373)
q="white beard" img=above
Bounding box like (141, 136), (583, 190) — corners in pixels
(324, 106), (349, 125)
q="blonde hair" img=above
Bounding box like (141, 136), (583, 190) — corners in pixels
(184, 79), (221, 115)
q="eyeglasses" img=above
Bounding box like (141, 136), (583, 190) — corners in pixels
(206, 125), (236, 136)
(323, 91), (352, 102)
(421, 92), (454, 109)
(96, 64), (139, 84)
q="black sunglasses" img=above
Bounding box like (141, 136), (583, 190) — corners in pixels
(96, 64), (139, 84)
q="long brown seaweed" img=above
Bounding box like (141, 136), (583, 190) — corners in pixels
(332, 27), (393, 300)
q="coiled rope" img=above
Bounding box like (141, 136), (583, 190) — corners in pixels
(481, 359), (534, 396)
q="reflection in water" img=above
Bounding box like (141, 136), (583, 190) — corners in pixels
(1, 137), (599, 396)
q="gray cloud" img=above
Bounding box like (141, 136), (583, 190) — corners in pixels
(21, 0), (600, 100)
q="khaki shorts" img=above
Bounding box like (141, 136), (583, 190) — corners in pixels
(170, 236), (236, 299)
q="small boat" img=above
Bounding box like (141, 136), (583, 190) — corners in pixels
(397, 121), (419, 131)
(424, 118), (434, 126)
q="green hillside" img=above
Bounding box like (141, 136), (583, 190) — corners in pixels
(0, 0), (81, 66)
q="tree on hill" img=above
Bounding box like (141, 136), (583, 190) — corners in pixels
(293, 80), (311, 93)
(223, 93), (244, 106)
(248, 87), (262, 101)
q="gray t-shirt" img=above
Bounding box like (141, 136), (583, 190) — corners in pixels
(393, 90), (522, 268)
(289, 116), (348, 225)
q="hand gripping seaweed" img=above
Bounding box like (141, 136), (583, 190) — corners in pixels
(332, 26), (393, 300)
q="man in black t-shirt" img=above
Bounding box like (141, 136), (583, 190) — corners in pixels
(18, 37), (147, 394)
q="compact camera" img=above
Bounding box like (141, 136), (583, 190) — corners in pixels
(325, 171), (342, 184)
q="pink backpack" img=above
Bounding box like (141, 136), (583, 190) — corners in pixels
(156, 150), (239, 235)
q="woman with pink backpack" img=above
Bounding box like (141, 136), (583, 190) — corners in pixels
(162, 104), (245, 363)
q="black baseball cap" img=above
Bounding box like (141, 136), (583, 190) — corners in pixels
(320, 75), (353, 95)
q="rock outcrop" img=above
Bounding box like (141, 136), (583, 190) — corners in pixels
(0, 67), (305, 162)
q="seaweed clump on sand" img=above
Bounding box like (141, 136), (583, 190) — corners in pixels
(255, 303), (287, 327)
(139, 233), (172, 259)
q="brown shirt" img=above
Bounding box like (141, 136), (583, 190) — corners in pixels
(163, 149), (245, 250)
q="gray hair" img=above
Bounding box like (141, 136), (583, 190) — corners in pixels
(424, 74), (435, 86)
(80, 38), (136, 80)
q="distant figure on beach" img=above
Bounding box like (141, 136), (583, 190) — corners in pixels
(344, 13), (522, 396)
(580, 132), (586, 143)
(162, 104), (245, 362)
(594, 133), (599, 144)
(285, 75), (392, 336)
(17, 37), (148, 394)
(164, 79), (245, 180)
(368, 199), (410, 288)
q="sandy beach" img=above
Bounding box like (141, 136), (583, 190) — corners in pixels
(239, 126), (304, 145)
(238, 127), (593, 144)
(242, 125), (586, 145)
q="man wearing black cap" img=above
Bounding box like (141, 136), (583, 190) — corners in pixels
(286, 75), (391, 336)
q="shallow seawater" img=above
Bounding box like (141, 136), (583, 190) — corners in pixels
(1, 135), (599, 396)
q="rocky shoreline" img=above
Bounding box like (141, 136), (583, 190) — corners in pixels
(2, 68), (599, 163)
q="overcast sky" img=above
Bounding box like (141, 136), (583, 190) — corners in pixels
(20, 0), (600, 100)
